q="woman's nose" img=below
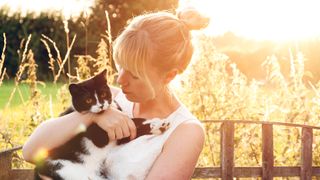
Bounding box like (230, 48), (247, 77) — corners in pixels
(117, 69), (128, 86)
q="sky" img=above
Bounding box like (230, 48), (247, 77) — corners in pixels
(1, 0), (320, 41)
(0, 0), (95, 20)
(179, 0), (320, 41)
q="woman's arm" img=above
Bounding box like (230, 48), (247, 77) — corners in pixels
(23, 86), (134, 163)
(23, 108), (136, 163)
(22, 111), (95, 163)
(22, 87), (126, 162)
(145, 121), (205, 180)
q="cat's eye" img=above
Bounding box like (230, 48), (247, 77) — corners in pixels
(86, 98), (93, 104)
(100, 92), (107, 98)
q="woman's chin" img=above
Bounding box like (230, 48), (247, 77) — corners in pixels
(125, 94), (145, 102)
(124, 93), (135, 101)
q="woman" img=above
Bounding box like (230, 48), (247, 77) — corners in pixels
(23, 8), (209, 179)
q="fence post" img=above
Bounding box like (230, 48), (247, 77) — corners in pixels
(0, 151), (12, 179)
(301, 127), (313, 180)
(221, 121), (234, 180)
(262, 124), (273, 180)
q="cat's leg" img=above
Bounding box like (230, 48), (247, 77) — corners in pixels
(35, 160), (64, 180)
(54, 159), (106, 180)
(117, 118), (170, 145)
(59, 106), (75, 116)
(38, 174), (54, 180)
(142, 118), (170, 135)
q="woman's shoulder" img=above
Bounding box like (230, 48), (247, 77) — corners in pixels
(177, 120), (204, 138)
(161, 118), (205, 169)
(165, 119), (205, 147)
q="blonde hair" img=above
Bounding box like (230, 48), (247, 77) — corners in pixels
(113, 8), (209, 96)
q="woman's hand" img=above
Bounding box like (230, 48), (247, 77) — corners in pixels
(93, 108), (136, 141)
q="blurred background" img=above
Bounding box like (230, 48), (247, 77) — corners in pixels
(0, 0), (319, 82)
(1, 0), (320, 171)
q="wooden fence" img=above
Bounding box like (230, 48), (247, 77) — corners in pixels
(1, 120), (320, 179)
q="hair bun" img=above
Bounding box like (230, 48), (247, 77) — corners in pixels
(176, 7), (210, 30)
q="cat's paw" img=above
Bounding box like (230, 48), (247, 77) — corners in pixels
(143, 118), (170, 135)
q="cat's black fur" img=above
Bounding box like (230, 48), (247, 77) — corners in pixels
(33, 70), (167, 180)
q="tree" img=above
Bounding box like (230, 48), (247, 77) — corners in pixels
(0, 0), (179, 80)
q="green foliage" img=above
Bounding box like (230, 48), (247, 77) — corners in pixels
(1, 1), (320, 176)
(213, 32), (320, 83)
(0, 81), (63, 109)
(0, 33), (116, 169)
(176, 34), (320, 169)
(0, 0), (179, 80)
(2, 32), (320, 172)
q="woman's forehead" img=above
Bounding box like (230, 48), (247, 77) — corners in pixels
(117, 62), (161, 79)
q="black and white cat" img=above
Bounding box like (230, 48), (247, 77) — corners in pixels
(34, 70), (170, 180)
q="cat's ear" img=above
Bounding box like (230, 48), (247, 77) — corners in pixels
(103, 69), (107, 74)
(98, 69), (107, 81)
(69, 84), (80, 95)
(100, 69), (107, 78)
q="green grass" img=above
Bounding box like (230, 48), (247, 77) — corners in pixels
(0, 80), (64, 109)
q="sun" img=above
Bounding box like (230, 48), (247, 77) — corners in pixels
(179, 0), (320, 41)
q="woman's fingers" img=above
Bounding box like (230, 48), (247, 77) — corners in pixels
(115, 127), (124, 139)
(121, 119), (131, 138)
(126, 118), (137, 140)
(107, 129), (116, 141)
(94, 108), (137, 141)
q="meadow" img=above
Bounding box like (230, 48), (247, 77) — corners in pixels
(1, 28), (320, 178)
(0, 80), (63, 109)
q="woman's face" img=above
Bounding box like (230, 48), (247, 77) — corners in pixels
(116, 67), (164, 102)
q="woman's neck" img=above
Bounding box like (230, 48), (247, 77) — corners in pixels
(133, 91), (180, 119)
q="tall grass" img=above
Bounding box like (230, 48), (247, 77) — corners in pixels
(176, 35), (320, 169)
(1, 19), (320, 175)
(0, 11), (116, 168)
(0, 33), (6, 86)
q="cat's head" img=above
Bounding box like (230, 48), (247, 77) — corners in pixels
(68, 69), (112, 113)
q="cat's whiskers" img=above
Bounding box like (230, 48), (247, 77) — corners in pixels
(102, 100), (110, 110)
(90, 92), (104, 113)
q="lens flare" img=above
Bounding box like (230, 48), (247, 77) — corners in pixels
(179, 0), (320, 41)
(33, 148), (49, 164)
(75, 123), (87, 134)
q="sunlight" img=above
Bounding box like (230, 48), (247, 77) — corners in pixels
(179, 0), (320, 41)
(33, 148), (49, 164)
(75, 123), (87, 134)
(0, 0), (95, 20)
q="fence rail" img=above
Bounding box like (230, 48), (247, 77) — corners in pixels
(1, 120), (320, 179)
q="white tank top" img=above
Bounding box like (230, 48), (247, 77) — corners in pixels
(105, 91), (200, 180)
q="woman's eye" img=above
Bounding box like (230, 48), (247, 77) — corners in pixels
(132, 75), (139, 79)
(118, 67), (139, 79)
(86, 98), (93, 104)
(129, 72), (139, 79)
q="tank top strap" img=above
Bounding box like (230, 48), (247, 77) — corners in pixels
(160, 105), (201, 140)
(114, 90), (202, 139)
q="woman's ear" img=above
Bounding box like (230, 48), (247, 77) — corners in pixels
(164, 69), (179, 84)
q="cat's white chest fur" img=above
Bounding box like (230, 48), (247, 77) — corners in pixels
(55, 135), (164, 180)
(52, 118), (170, 180)
(105, 135), (165, 180)
(53, 138), (116, 180)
